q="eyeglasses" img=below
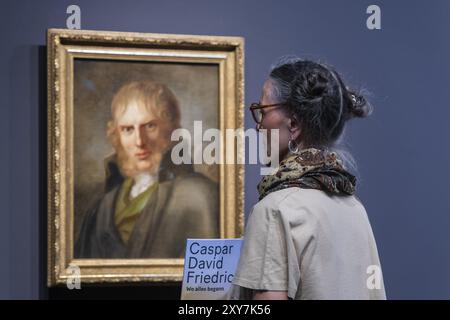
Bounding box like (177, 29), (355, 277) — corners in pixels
(249, 102), (287, 124)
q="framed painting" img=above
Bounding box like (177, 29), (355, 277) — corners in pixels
(47, 28), (244, 285)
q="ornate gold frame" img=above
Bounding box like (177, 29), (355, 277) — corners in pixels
(47, 28), (244, 286)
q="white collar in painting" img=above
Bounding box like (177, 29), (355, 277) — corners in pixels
(130, 172), (158, 199)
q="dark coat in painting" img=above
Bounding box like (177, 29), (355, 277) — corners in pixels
(75, 151), (219, 259)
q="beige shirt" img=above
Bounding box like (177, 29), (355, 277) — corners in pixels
(231, 188), (386, 300)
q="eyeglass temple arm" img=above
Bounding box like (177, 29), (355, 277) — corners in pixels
(249, 102), (285, 110)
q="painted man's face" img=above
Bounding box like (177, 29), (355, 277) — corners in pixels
(115, 100), (170, 177)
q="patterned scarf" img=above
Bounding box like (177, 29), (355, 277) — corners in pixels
(257, 147), (356, 200)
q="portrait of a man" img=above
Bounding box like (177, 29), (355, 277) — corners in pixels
(75, 80), (219, 259)
(47, 29), (243, 284)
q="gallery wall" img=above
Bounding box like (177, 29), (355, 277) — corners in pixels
(1, 0), (450, 299)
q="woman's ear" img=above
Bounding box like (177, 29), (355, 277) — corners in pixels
(288, 117), (301, 141)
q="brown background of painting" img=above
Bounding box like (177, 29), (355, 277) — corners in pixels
(73, 59), (220, 239)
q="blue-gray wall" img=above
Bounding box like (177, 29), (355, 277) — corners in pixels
(1, 0), (449, 299)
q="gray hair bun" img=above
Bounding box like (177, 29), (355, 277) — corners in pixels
(346, 90), (373, 119)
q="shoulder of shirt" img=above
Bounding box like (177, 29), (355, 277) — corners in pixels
(252, 188), (365, 222)
(254, 188), (328, 211)
(249, 187), (328, 229)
